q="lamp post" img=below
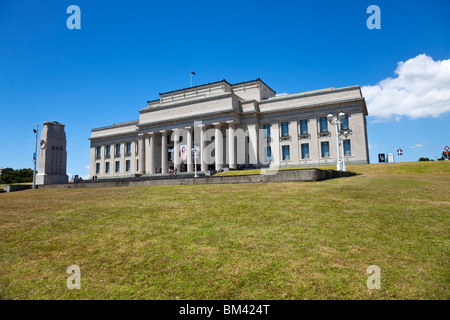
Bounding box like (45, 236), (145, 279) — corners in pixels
(340, 131), (349, 172)
(32, 124), (38, 189)
(327, 112), (346, 172)
(192, 145), (200, 178)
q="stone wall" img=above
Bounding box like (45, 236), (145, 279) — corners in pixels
(38, 169), (356, 190)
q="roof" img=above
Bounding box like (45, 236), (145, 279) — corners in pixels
(149, 78), (276, 102)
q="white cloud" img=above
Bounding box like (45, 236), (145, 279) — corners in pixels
(84, 165), (90, 169)
(361, 54), (450, 121)
(409, 143), (425, 149)
(276, 93), (288, 96)
(82, 174), (90, 180)
(369, 144), (378, 149)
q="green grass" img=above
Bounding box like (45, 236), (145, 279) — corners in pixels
(214, 160), (450, 176)
(0, 161), (449, 299)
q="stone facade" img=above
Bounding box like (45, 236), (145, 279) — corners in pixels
(89, 79), (369, 179)
(36, 121), (68, 185)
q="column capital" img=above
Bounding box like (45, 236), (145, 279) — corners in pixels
(160, 130), (167, 134)
(184, 126), (193, 130)
(212, 122), (221, 127)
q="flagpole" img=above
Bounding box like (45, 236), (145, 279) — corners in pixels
(190, 70), (192, 87)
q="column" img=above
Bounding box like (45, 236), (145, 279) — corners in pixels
(214, 123), (223, 171)
(227, 121), (236, 169)
(247, 123), (259, 168)
(200, 125), (207, 171)
(149, 132), (156, 174)
(186, 127), (193, 172)
(271, 123), (280, 168)
(120, 142), (125, 175)
(161, 130), (168, 174)
(290, 120), (300, 165)
(138, 135), (145, 174)
(89, 145), (95, 179)
(173, 129), (180, 173)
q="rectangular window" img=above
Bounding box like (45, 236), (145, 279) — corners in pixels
(266, 146), (272, 160)
(263, 124), (271, 138)
(282, 145), (290, 160)
(136, 141), (139, 155)
(136, 160), (139, 172)
(115, 143), (121, 156)
(115, 161), (120, 172)
(341, 114), (349, 130)
(343, 139), (351, 155)
(105, 145), (111, 156)
(300, 119), (308, 135)
(321, 141), (330, 157)
(126, 160), (130, 172)
(105, 162), (110, 173)
(281, 122), (289, 137)
(301, 143), (310, 159)
(96, 163), (100, 174)
(126, 142), (131, 154)
(96, 146), (101, 158)
(319, 117), (328, 133)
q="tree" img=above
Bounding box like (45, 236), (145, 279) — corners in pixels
(0, 168), (33, 184)
(418, 157), (431, 161)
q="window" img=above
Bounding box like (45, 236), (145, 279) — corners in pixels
(126, 142), (131, 154)
(319, 117), (328, 133)
(96, 146), (101, 158)
(115, 143), (121, 156)
(136, 141), (139, 155)
(266, 146), (272, 160)
(341, 114), (349, 130)
(136, 160), (139, 172)
(96, 163), (100, 174)
(281, 122), (289, 137)
(115, 161), (120, 172)
(126, 160), (130, 172)
(321, 141), (330, 157)
(263, 124), (271, 138)
(300, 119), (308, 135)
(282, 145), (290, 160)
(301, 143), (310, 159)
(105, 162), (110, 173)
(105, 145), (111, 156)
(343, 139), (351, 155)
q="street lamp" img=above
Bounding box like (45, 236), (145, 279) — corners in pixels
(327, 112), (346, 172)
(32, 124), (38, 189)
(192, 145), (200, 178)
(340, 131), (349, 172)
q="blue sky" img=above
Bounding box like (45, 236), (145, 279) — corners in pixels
(1, 0), (449, 177)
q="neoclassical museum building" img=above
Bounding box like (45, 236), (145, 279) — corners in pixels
(89, 79), (369, 178)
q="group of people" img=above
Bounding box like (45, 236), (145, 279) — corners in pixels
(168, 167), (177, 177)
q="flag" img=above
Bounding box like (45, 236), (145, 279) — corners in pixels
(191, 70), (196, 75)
(33, 129), (37, 133)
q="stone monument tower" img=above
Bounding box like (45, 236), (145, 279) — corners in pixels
(36, 121), (68, 185)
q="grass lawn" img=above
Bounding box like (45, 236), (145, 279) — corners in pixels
(0, 161), (449, 299)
